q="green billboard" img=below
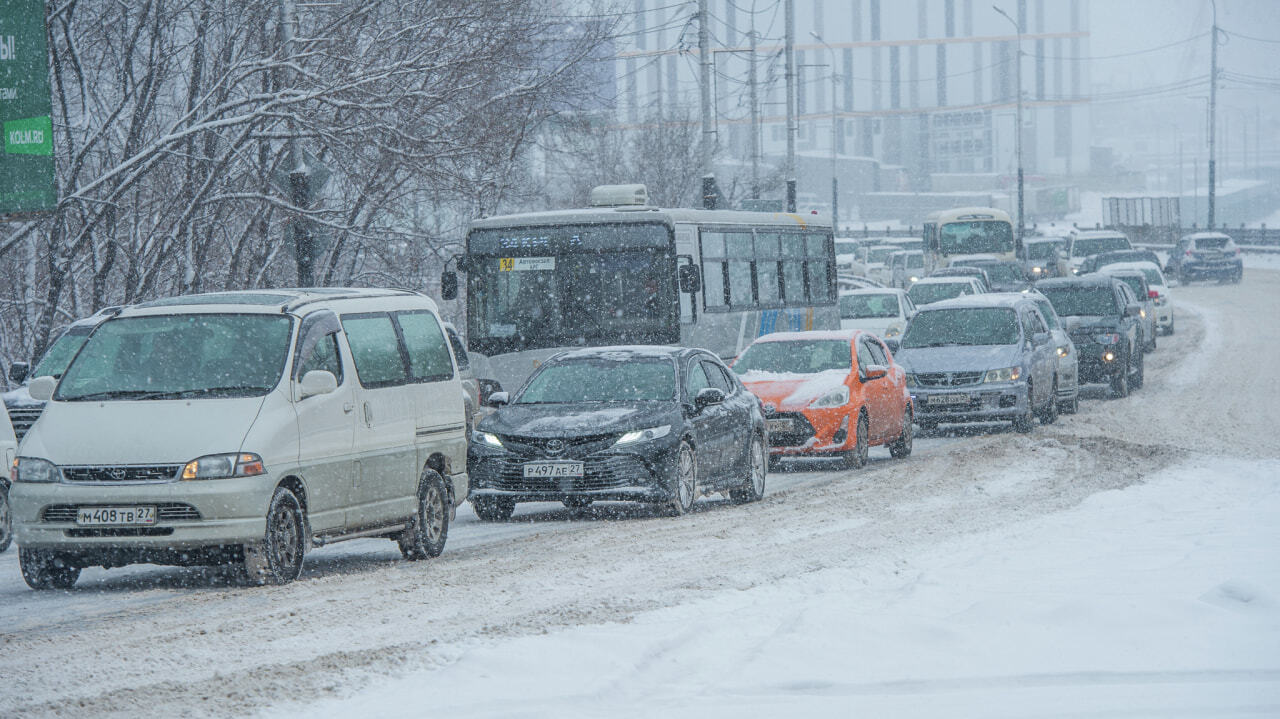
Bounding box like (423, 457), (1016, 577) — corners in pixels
(0, 0), (56, 215)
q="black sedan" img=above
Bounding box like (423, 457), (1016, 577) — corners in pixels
(467, 346), (768, 520)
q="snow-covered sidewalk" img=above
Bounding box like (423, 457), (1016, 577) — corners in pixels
(284, 456), (1280, 719)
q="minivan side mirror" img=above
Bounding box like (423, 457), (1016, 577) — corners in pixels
(441, 270), (458, 301)
(28, 375), (56, 402)
(486, 391), (510, 408)
(678, 264), (701, 293)
(298, 370), (338, 399)
(693, 387), (725, 412)
(9, 361), (29, 385)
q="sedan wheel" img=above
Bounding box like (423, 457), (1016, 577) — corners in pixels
(889, 407), (913, 459)
(842, 413), (869, 469)
(667, 441), (697, 516)
(730, 435), (767, 504)
(1012, 384), (1035, 433)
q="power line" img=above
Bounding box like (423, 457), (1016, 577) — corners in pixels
(1030, 31), (1209, 60)
(1222, 27), (1280, 45)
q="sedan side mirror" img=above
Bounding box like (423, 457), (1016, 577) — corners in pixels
(486, 391), (510, 408)
(477, 379), (503, 405)
(693, 387), (725, 412)
(28, 375), (56, 402)
(1124, 303), (1143, 318)
(862, 364), (888, 381)
(8, 361), (29, 385)
(1032, 331), (1050, 346)
(298, 369), (338, 400)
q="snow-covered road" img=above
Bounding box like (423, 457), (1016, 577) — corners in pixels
(2, 271), (1277, 718)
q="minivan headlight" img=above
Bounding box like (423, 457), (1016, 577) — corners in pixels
(181, 452), (266, 480)
(983, 366), (1022, 383)
(810, 386), (850, 408)
(13, 457), (61, 483)
(615, 425), (671, 446)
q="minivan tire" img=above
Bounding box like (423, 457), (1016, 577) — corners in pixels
(472, 497), (516, 521)
(399, 470), (449, 560)
(0, 483), (12, 553)
(241, 487), (306, 585)
(20, 548), (80, 590)
(730, 435), (767, 504)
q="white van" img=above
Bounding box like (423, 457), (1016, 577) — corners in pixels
(10, 289), (468, 588)
(0, 404), (18, 553)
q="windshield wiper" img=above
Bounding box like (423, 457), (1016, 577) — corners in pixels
(909, 341), (967, 348)
(144, 386), (275, 399)
(62, 390), (169, 401)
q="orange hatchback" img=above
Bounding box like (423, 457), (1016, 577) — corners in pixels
(733, 330), (914, 468)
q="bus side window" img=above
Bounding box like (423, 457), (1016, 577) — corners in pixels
(701, 231), (729, 310)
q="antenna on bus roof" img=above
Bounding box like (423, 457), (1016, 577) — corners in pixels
(589, 184), (648, 207)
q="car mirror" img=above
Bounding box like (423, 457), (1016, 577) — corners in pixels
(477, 379), (503, 405)
(28, 375), (56, 402)
(440, 270), (458, 301)
(486, 391), (510, 408)
(694, 387), (725, 412)
(862, 364), (888, 380)
(8, 361), (29, 385)
(1124, 303), (1143, 318)
(298, 370), (338, 399)
(1032, 331), (1050, 346)
(678, 264), (701, 294)
(883, 337), (901, 354)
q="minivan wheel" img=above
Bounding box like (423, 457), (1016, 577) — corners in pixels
(0, 483), (12, 553)
(665, 441), (697, 516)
(20, 548), (80, 590)
(241, 487), (306, 585)
(399, 470), (449, 560)
(472, 496), (516, 522)
(730, 435), (767, 504)
(889, 407), (913, 459)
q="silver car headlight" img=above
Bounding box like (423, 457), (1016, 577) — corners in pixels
(615, 425), (671, 446)
(12, 456), (61, 483)
(983, 366), (1022, 383)
(181, 452), (266, 480)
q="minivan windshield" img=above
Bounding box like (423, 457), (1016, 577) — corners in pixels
(1037, 286), (1118, 317)
(901, 308), (1020, 348)
(734, 340), (852, 374)
(31, 326), (94, 379)
(517, 357), (676, 403)
(908, 281), (975, 306)
(56, 314), (294, 401)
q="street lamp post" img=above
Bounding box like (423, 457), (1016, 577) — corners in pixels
(811, 32), (840, 233)
(993, 5), (1024, 244)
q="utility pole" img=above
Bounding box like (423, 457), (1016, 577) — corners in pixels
(785, 0), (796, 212)
(811, 32), (839, 233)
(1208, 0), (1219, 229)
(749, 5), (760, 199)
(698, 0), (715, 208)
(280, 0), (313, 286)
(994, 5), (1024, 243)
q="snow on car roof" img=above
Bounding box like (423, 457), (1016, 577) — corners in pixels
(551, 345), (687, 361)
(1034, 273), (1120, 289)
(837, 288), (907, 297)
(1099, 261), (1163, 275)
(1074, 230), (1128, 239)
(920, 293), (1035, 311)
(750, 329), (865, 343)
(912, 275), (977, 285)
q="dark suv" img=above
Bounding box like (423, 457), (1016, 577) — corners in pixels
(1035, 275), (1145, 398)
(1165, 232), (1243, 284)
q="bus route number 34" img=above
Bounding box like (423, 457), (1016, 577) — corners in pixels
(500, 257), (556, 272)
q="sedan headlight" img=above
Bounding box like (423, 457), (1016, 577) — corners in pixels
(1056, 345), (1070, 358)
(983, 366), (1022, 383)
(1032, 266), (1044, 275)
(12, 457), (61, 483)
(615, 425), (671, 446)
(181, 452), (266, 480)
(476, 432), (505, 449)
(1094, 333), (1121, 345)
(810, 386), (850, 408)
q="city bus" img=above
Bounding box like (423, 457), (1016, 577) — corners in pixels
(441, 184), (838, 392)
(921, 207), (1018, 275)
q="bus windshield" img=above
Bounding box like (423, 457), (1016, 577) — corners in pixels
(939, 220), (1014, 255)
(467, 225), (676, 354)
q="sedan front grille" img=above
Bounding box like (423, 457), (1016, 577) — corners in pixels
(42, 503), (203, 523)
(60, 465), (183, 484)
(472, 455), (653, 492)
(913, 371), (983, 388)
(496, 433), (621, 459)
(765, 412), (815, 447)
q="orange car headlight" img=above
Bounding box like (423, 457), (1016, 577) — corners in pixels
(810, 386), (850, 408)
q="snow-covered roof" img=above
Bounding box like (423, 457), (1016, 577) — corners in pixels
(919, 293), (1036, 311)
(837, 288), (908, 298)
(749, 329), (866, 343)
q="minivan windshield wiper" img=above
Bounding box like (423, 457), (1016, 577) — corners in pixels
(61, 390), (171, 401)
(62, 386), (274, 401)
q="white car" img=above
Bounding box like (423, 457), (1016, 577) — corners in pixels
(860, 244), (901, 285)
(888, 250), (925, 289)
(838, 288), (917, 339)
(907, 276), (985, 307)
(1099, 260), (1173, 335)
(1067, 230), (1131, 275)
(12, 288), (470, 589)
(1026, 291), (1081, 414)
(0, 404), (18, 553)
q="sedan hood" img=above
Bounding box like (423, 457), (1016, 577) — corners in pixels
(21, 397), (266, 465)
(894, 344), (1023, 374)
(740, 370), (850, 411)
(479, 401), (678, 439)
(1063, 315), (1120, 332)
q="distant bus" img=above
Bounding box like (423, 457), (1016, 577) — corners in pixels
(443, 185), (839, 392)
(922, 207), (1018, 274)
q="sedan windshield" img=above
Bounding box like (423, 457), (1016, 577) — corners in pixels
(733, 340), (852, 374)
(839, 293), (900, 319)
(1037, 287), (1119, 317)
(517, 358), (676, 403)
(908, 281), (975, 306)
(55, 314), (293, 401)
(974, 263), (1025, 284)
(902, 308), (1020, 348)
(1072, 236), (1129, 257)
(1026, 242), (1063, 260)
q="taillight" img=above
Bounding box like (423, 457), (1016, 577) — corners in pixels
(1148, 289), (1159, 299)
(1185, 249), (1194, 257)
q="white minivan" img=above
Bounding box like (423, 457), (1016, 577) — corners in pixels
(10, 288), (468, 589)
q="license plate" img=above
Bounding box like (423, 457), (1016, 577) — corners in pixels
(522, 462), (584, 478)
(76, 506), (157, 526)
(927, 393), (970, 406)
(767, 418), (794, 433)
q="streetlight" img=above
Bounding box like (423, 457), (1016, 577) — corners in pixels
(993, 5), (1024, 244)
(810, 31), (840, 233)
